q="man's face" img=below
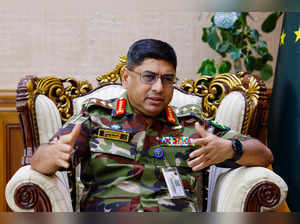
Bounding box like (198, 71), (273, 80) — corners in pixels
(122, 58), (175, 117)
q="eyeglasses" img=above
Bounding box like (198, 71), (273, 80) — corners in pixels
(127, 69), (177, 87)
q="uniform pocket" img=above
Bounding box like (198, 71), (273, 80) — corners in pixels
(89, 134), (136, 160)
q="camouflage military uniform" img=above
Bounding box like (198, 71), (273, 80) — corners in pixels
(50, 92), (250, 212)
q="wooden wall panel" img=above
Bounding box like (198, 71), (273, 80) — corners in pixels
(0, 90), (23, 212)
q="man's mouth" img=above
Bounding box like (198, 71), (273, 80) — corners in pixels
(146, 96), (164, 105)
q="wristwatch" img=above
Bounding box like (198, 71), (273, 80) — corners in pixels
(230, 139), (244, 161)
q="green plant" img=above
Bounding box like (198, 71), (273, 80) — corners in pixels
(199, 12), (282, 80)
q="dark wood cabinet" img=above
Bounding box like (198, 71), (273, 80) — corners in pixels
(0, 90), (24, 211)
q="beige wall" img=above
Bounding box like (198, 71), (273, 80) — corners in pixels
(0, 7), (282, 90)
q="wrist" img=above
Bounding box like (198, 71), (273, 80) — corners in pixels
(230, 138), (244, 161)
(226, 139), (235, 159)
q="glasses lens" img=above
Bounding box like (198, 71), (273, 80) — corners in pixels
(161, 75), (176, 86)
(141, 71), (157, 84)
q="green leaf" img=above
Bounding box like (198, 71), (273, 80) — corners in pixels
(258, 40), (267, 48)
(229, 47), (242, 61)
(247, 36), (255, 44)
(241, 48), (249, 55)
(237, 40), (248, 49)
(260, 64), (273, 80)
(253, 46), (268, 56)
(211, 16), (215, 24)
(263, 53), (273, 61)
(202, 28), (208, 42)
(233, 16), (242, 30)
(244, 56), (256, 72)
(261, 12), (283, 33)
(218, 61), (232, 74)
(207, 27), (220, 50)
(254, 58), (265, 70)
(216, 41), (230, 53)
(250, 29), (259, 42)
(220, 29), (233, 42)
(198, 59), (217, 76)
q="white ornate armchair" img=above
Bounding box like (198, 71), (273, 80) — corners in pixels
(5, 57), (287, 212)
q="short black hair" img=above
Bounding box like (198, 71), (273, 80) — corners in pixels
(126, 39), (177, 71)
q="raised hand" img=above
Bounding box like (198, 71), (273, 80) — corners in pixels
(187, 122), (233, 171)
(31, 124), (81, 175)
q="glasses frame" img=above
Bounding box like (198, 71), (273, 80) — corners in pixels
(126, 68), (178, 87)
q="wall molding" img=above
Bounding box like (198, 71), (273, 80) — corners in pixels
(0, 90), (16, 108)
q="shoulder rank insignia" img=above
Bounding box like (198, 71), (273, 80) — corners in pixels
(209, 120), (230, 131)
(175, 104), (203, 120)
(166, 105), (177, 124)
(160, 136), (194, 147)
(115, 97), (126, 116)
(97, 127), (130, 142)
(83, 98), (113, 111)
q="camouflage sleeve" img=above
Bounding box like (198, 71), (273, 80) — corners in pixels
(49, 112), (92, 169)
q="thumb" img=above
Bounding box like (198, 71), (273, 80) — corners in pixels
(195, 122), (208, 138)
(58, 123), (81, 146)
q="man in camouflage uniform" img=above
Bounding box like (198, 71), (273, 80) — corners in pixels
(31, 39), (274, 212)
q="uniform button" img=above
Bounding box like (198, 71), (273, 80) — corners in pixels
(153, 148), (164, 159)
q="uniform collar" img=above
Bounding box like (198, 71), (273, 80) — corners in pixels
(112, 92), (180, 126)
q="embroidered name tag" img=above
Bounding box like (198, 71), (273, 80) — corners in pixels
(97, 128), (130, 142)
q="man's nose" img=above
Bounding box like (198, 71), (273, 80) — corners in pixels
(151, 77), (164, 92)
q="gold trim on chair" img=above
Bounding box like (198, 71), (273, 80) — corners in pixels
(27, 76), (93, 130)
(96, 56), (127, 85)
(180, 72), (261, 135)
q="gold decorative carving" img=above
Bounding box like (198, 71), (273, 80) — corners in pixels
(180, 72), (260, 134)
(27, 76), (93, 125)
(96, 56), (127, 85)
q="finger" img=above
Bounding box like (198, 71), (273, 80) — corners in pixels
(195, 122), (208, 138)
(56, 159), (70, 169)
(192, 159), (212, 171)
(189, 146), (209, 159)
(58, 124), (81, 146)
(188, 154), (206, 167)
(58, 151), (72, 161)
(69, 123), (82, 146)
(55, 144), (73, 154)
(190, 138), (209, 146)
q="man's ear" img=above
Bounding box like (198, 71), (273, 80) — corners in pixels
(121, 66), (129, 89)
